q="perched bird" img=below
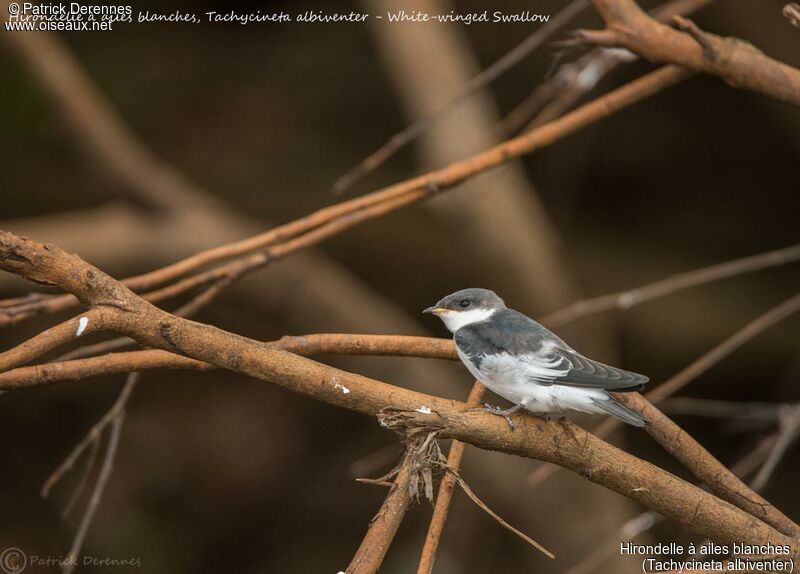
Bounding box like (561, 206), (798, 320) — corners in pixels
(424, 288), (649, 428)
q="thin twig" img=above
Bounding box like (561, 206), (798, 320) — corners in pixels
(444, 467), (554, 559)
(53, 372), (138, 574)
(516, 49), (632, 133)
(542, 244), (800, 327)
(54, 336), (135, 363)
(62, 413), (123, 574)
(660, 397), (781, 427)
(750, 403), (800, 492)
(60, 438), (99, 519)
(331, 0), (590, 194)
(42, 374), (137, 499)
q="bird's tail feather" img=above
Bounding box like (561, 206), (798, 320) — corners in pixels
(592, 397), (648, 427)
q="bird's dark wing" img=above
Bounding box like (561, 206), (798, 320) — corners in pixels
(540, 346), (648, 391)
(455, 309), (647, 391)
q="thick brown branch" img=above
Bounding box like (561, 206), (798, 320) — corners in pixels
(563, 426), (790, 574)
(616, 393), (799, 537)
(581, 0), (800, 105)
(0, 230), (796, 557)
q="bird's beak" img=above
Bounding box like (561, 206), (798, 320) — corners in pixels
(423, 307), (447, 315)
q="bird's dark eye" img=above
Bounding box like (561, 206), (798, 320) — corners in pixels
(460, 300), (471, 308)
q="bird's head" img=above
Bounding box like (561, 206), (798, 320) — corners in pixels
(423, 288), (506, 333)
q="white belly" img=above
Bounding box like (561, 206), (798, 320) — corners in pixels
(456, 348), (609, 415)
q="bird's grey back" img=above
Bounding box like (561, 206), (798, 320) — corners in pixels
(454, 309), (565, 367)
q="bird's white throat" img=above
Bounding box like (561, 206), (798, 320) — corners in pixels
(440, 307), (496, 333)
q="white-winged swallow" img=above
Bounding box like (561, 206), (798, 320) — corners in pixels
(424, 288), (649, 429)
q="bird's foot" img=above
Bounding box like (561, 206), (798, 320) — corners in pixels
(483, 403), (522, 430)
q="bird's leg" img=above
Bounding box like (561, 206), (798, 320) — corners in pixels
(483, 403), (522, 430)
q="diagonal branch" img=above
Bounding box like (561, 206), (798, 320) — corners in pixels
(346, 443), (419, 574)
(579, 0), (800, 105)
(1, 65), (690, 327)
(564, 419), (794, 574)
(751, 404), (800, 492)
(542, 244), (800, 327)
(416, 382), (486, 574)
(615, 392), (799, 537)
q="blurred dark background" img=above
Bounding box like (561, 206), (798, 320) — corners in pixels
(1, 0), (799, 572)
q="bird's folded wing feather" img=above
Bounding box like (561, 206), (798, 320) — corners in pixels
(531, 346), (648, 391)
(454, 309), (647, 391)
